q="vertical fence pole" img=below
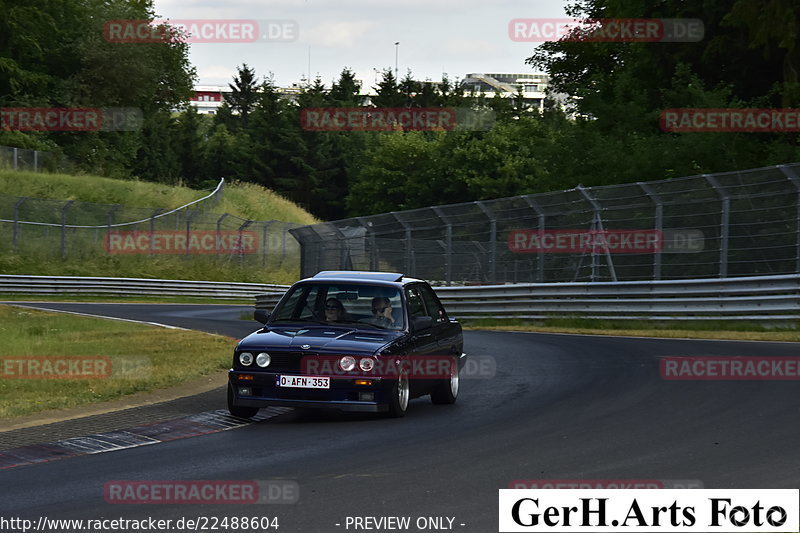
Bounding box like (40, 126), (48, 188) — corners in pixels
(260, 220), (272, 266)
(432, 207), (452, 286)
(12, 197), (26, 252)
(12, 148), (18, 170)
(523, 196), (546, 282)
(777, 165), (800, 273)
(475, 201), (497, 284)
(60, 201), (74, 259)
(150, 208), (163, 257)
(184, 210), (194, 257)
(639, 183), (663, 280)
(238, 220), (253, 263)
(577, 186), (617, 282)
(390, 213), (413, 276)
(705, 175), (729, 278)
(216, 213), (229, 261)
(33, 150), (38, 172)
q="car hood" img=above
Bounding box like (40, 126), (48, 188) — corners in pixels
(237, 325), (403, 355)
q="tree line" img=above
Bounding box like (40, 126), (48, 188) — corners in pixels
(2, 0), (800, 220)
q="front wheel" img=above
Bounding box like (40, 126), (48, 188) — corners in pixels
(385, 370), (410, 418)
(430, 357), (459, 405)
(227, 383), (259, 418)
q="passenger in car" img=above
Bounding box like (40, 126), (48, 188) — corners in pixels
(324, 298), (349, 322)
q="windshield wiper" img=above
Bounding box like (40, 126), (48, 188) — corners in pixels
(271, 318), (327, 325)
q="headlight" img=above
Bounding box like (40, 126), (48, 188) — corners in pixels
(239, 352), (253, 366)
(359, 357), (375, 371)
(256, 352), (271, 367)
(339, 355), (356, 371)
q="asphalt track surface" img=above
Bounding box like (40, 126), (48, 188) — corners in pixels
(2, 302), (800, 532)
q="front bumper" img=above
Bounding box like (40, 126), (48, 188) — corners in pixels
(229, 370), (392, 412)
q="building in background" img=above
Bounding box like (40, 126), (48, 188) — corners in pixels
(460, 73), (549, 111)
(188, 72), (552, 114)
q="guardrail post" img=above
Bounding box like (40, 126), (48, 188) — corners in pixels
(432, 207), (453, 286)
(705, 174), (729, 278)
(60, 200), (74, 258)
(576, 186), (617, 282)
(639, 183), (663, 280)
(523, 195), (546, 282)
(12, 197), (26, 251)
(475, 201), (497, 283)
(777, 165), (800, 273)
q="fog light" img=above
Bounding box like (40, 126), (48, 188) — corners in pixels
(238, 387), (252, 396)
(358, 392), (374, 401)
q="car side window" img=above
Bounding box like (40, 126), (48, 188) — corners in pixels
(406, 287), (427, 319)
(419, 284), (447, 322)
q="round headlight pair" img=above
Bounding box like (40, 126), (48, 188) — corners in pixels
(338, 356), (375, 372)
(239, 352), (270, 367)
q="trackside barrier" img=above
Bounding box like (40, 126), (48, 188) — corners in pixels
(252, 274), (800, 320)
(0, 275), (289, 300)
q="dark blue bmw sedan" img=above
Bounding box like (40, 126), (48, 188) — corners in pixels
(227, 271), (465, 418)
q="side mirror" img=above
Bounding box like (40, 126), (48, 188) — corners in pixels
(253, 309), (270, 324)
(412, 316), (433, 331)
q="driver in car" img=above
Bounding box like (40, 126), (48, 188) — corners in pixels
(365, 297), (396, 328)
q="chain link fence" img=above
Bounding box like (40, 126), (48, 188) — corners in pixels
(291, 163), (800, 284)
(0, 179), (301, 270)
(0, 146), (58, 172)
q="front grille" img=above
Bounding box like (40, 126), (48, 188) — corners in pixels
(267, 351), (307, 372)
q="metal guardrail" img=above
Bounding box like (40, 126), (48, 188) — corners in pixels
(254, 274), (800, 321)
(0, 275), (289, 299)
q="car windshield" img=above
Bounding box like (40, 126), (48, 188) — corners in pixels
(271, 283), (405, 330)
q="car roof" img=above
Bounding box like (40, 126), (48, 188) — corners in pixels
(299, 271), (425, 286)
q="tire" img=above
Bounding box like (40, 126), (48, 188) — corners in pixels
(227, 383), (259, 418)
(385, 370), (410, 418)
(430, 356), (459, 405)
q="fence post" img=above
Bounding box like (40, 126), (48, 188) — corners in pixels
(777, 165), (800, 274)
(33, 150), (38, 172)
(577, 185), (617, 282)
(12, 148), (18, 170)
(238, 220), (253, 263)
(524, 195), (546, 282)
(60, 200), (74, 259)
(12, 197), (26, 252)
(639, 183), (663, 280)
(475, 201), (497, 283)
(260, 220), (273, 266)
(705, 174), (729, 278)
(432, 207), (453, 286)
(150, 208), (163, 256)
(390, 212), (413, 276)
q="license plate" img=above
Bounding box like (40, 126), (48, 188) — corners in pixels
(276, 375), (330, 389)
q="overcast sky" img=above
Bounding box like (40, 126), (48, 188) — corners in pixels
(151, 0), (571, 89)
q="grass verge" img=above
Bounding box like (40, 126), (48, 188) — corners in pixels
(461, 318), (800, 342)
(0, 305), (236, 418)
